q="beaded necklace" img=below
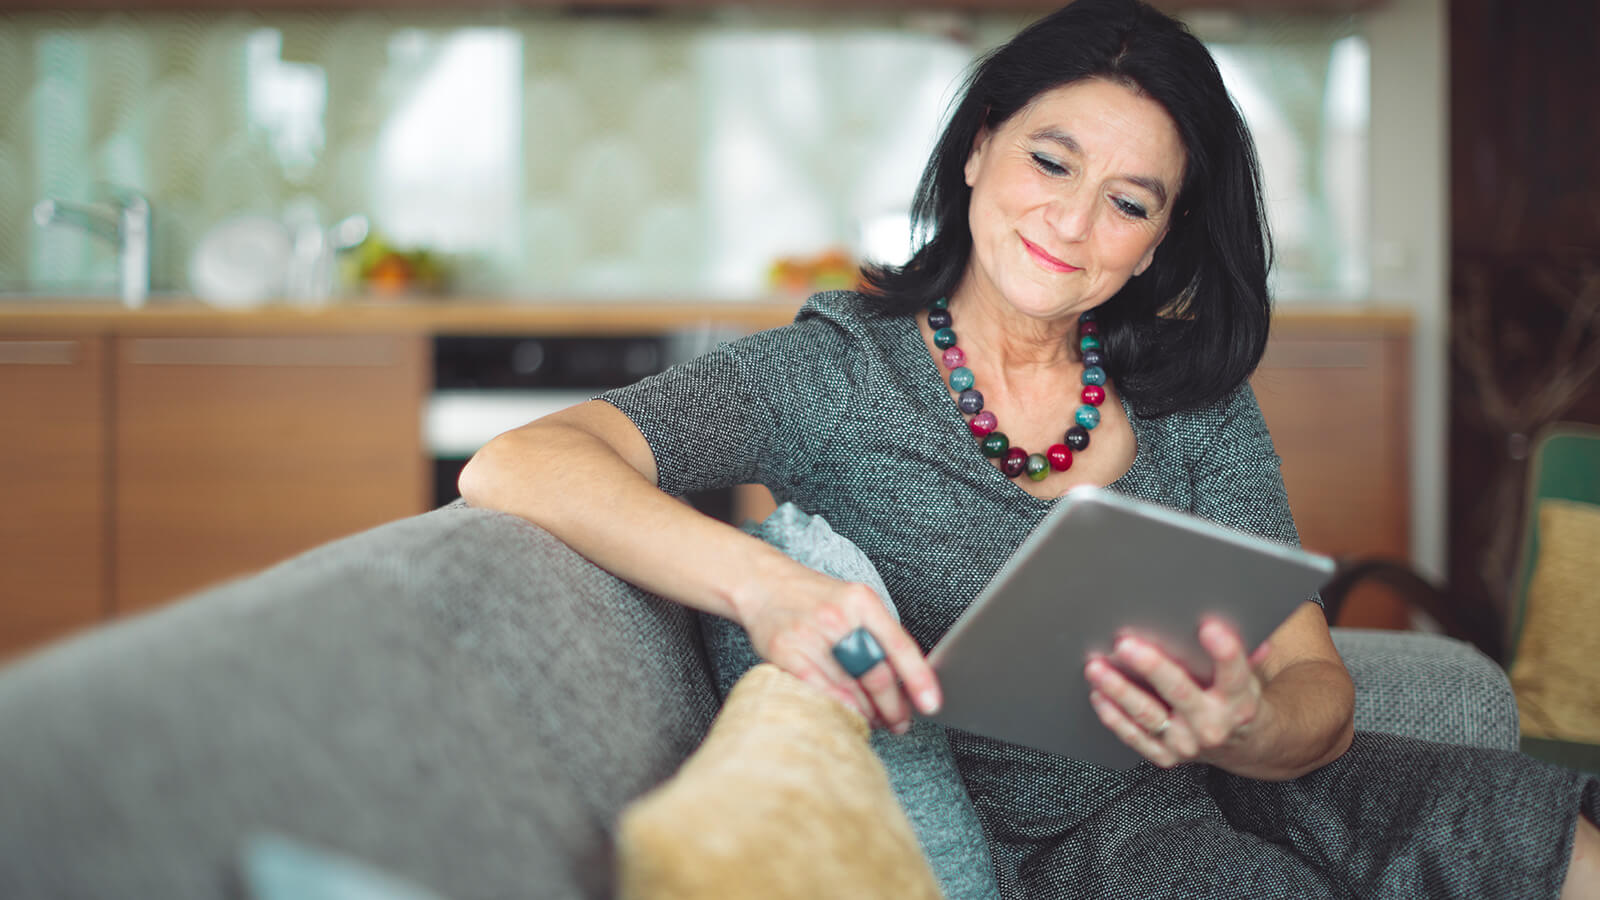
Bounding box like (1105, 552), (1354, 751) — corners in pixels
(927, 296), (1108, 482)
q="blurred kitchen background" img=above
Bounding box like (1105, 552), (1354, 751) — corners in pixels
(2, 0), (1596, 687)
(1, 5), (1369, 302)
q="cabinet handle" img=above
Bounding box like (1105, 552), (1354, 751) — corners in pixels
(127, 337), (398, 367)
(0, 340), (79, 365)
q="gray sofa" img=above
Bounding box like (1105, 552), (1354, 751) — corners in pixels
(0, 502), (1520, 899)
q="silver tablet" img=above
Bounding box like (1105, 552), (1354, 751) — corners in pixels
(926, 485), (1335, 769)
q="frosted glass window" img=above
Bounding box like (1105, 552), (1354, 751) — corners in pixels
(1209, 31), (1370, 302)
(372, 29), (522, 266)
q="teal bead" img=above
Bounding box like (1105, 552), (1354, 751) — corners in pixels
(934, 327), (957, 349)
(949, 366), (975, 391)
(981, 432), (1009, 458)
(1082, 365), (1107, 386)
(1079, 334), (1102, 352)
(1075, 405), (1101, 430)
(931, 297), (949, 309)
(1025, 453), (1049, 481)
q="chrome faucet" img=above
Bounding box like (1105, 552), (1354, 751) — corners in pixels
(33, 186), (151, 308)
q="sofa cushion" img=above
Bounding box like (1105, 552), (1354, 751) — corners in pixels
(616, 663), (943, 900)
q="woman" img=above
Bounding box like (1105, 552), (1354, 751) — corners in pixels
(461, 0), (1600, 895)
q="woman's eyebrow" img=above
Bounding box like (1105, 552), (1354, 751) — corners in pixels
(1029, 127), (1170, 210)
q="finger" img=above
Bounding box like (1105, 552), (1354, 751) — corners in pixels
(1084, 656), (1170, 733)
(1109, 636), (1205, 720)
(857, 661), (911, 734)
(788, 655), (873, 721)
(1089, 689), (1180, 768)
(858, 603), (942, 718)
(771, 633), (875, 722)
(1198, 620), (1255, 696)
(1247, 638), (1273, 669)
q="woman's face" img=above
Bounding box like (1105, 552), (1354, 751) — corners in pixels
(960, 77), (1186, 323)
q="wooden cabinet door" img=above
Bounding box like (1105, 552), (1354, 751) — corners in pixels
(114, 335), (429, 613)
(0, 336), (109, 659)
(1251, 326), (1411, 627)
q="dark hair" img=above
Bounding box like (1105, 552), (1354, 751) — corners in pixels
(859, 0), (1272, 418)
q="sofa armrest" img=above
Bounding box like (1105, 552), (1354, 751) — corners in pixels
(1333, 627), (1519, 751)
(0, 503), (719, 900)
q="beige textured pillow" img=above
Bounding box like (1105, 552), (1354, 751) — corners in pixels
(1508, 498), (1600, 744)
(616, 663), (943, 900)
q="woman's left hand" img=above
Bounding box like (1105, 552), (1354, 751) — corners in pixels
(1084, 617), (1272, 769)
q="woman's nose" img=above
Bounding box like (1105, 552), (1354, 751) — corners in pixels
(1045, 188), (1093, 243)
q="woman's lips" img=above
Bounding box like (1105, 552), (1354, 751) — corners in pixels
(1021, 236), (1081, 273)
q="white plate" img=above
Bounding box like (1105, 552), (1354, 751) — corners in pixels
(189, 215), (292, 308)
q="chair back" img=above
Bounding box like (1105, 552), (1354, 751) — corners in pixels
(1506, 422), (1600, 667)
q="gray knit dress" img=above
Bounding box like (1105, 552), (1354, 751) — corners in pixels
(601, 290), (1599, 899)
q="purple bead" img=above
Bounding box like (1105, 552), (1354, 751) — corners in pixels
(1082, 348), (1105, 369)
(942, 346), (966, 369)
(957, 389), (984, 414)
(928, 308), (953, 329)
(1065, 424), (1090, 451)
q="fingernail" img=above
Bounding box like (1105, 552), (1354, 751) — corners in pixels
(893, 720), (910, 736)
(919, 689), (941, 715)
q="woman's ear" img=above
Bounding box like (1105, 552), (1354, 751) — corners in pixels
(964, 126), (993, 188)
(1133, 224), (1171, 277)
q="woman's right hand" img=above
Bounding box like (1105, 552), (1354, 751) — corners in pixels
(731, 570), (942, 735)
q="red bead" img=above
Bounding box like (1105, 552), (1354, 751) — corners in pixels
(1047, 443), (1073, 471)
(942, 346), (966, 369)
(1078, 320), (1099, 335)
(1001, 447), (1028, 478)
(1081, 384), (1105, 406)
(969, 410), (998, 436)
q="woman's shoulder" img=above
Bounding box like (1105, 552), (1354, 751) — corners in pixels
(1131, 381), (1271, 462)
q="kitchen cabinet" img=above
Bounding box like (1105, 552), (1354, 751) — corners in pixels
(1252, 318), (1411, 628)
(0, 301), (1412, 658)
(0, 337), (110, 660)
(113, 335), (430, 612)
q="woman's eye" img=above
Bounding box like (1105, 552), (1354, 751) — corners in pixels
(1030, 153), (1068, 176)
(1113, 197), (1149, 220)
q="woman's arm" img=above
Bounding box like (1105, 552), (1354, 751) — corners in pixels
(458, 400), (941, 732)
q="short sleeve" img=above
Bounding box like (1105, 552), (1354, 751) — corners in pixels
(1189, 383), (1299, 545)
(598, 311), (862, 498)
(1189, 383), (1321, 609)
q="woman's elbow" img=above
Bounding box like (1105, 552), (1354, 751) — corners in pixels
(458, 431), (520, 508)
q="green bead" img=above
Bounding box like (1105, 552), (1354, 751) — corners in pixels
(931, 297), (949, 309)
(1079, 334), (1102, 352)
(1026, 453), (1049, 481)
(934, 327), (957, 349)
(1082, 365), (1107, 386)
(981, 432), (1009, 458)
(1075, 405), (1101, 430)
(949, 366), (974, 391)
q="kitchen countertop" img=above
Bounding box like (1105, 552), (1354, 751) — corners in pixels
(0, 296), (1414, 337)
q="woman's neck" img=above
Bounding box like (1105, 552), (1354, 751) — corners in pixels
(946, 281), (1081, 375)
